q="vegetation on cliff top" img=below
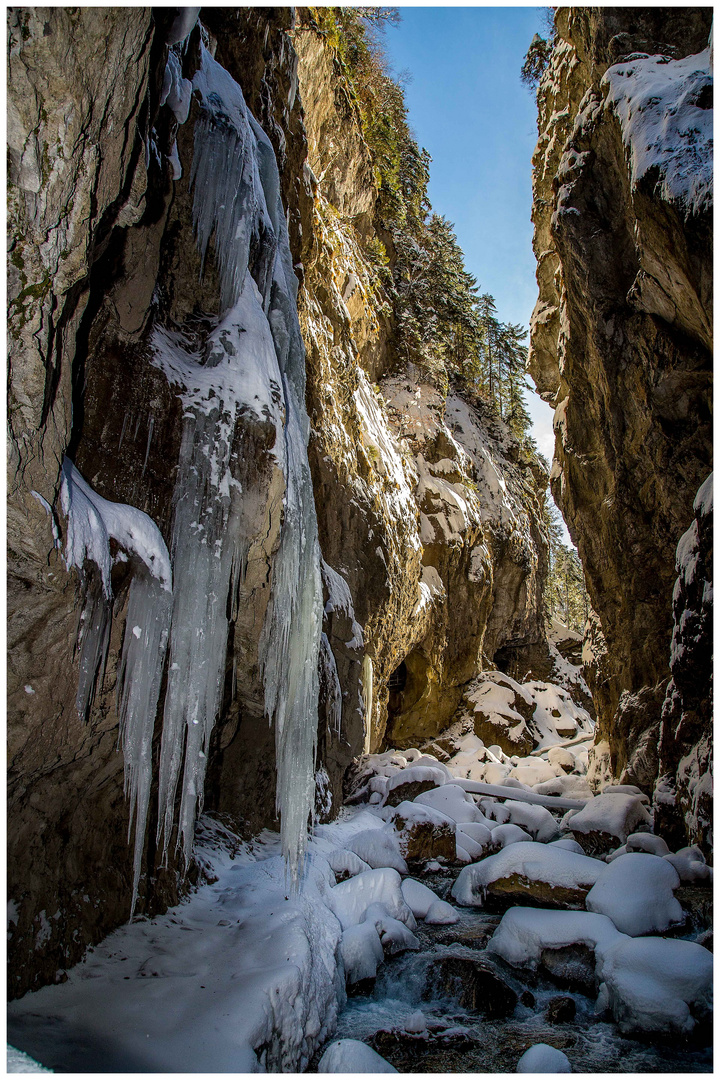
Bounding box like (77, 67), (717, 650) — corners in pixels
(310, 6), (533, 441)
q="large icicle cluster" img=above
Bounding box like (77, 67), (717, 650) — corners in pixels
(60, 459), (173, 911)
(152, 42), (323, 884)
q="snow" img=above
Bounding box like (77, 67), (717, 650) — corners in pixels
(414, 785), (485, 824)
(448, 779), (586, 811)
(664, 848), (712, 884)
(322, 559), (364, 649)
(516, 1043), (571, 1073)
(400, 879), (441, 919)
(597, 936), (713, 1035)
(694, 472), (712, 516)
(8, 821), (344, 1073)
(318, 1039), (397, 1073)
(452, 841), (606, 906)
(425, 900), (458, 925)
(348, 830), (408, 875)
(327, 849), (371, 880)
(391, 800), (456, 833)
(455, 821), (493, 859)
(462, 671), (593, 752)
(60, 459), (172, 598)
(488, 906), (623, 969)
(502, 799), (559, 843)
(362, 903), (420, 955)
(7, 1047), (52, 1073)
(625, 832), (669, 856)
(550, 838), (585, 854)
(165, 7), (200, 46)
(328, 869), (415, 932)
(562, 793), (651, 843)
(340, 922), (385, 984)
(603, 44), (713, 216)
(491, 823), (532, 848)
(585, 853), (682, 936)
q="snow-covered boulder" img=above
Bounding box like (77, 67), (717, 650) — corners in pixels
(455, 821), (494, 860)
(597, 936), (713, 1036)
(491, 823), (532, 848)
(663, 846), (712, 884)
(318, 1039), (397, 1073)
(348, 829), (408, 875)
(392, 801), (456, 863)
(625, 832), (669, 856)
(547, 746), (577, 773)
(361, 903), (420, 956)
(327, 849), (371, 882)
(502, 799), (558, 843)
(534, 775), (593, 800)
(414, 785), (485, 825)
(487, 906), (623, 971)
(516, 1043), (571, 1073)
(384, 765), (448, 807)
(549, 838), (585, 854)
(585, 853), (682, 936)
(452, 841), (606, 909)
(401, 878), (440, 920)
(562, 793), (651, 853)
(328, 868), (415, 930)
(425, 900), (458, 925)
(339, 922), (384, 984)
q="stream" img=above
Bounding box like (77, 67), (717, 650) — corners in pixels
(313, 867), (713, 1073)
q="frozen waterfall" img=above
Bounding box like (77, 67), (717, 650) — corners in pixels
(152, 42), (323, 884)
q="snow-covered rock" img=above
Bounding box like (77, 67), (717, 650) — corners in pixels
(491, 823), (532, 848)
(585, 853), (682, 936)
(455, 821), (493, 859)
(625, 832), (669, 856)
(487, 906), (624, 970)
(425, 900), (458, 925)
(562, 793), (651, 850)
(414, 785), (485, 824)
(597, 936), (713, 1035)
(327, 849), (371, 881)
(401, 878), (440, 920)
(391, 801), (456, 862)
(664, 848), (713, 884)
(452, 841), (606, 908)
(361, 904), (420, 956)
(516, 1043), (571, 1073)
(549, 838), (585, 854)
(547, 746), (577, 773)
(328, 868), (415, 931)
(318, 1039), (397, 1073)
(502, 799), (558, 843)
(348, 829), (408, 875)
(339, 922), (385, 984)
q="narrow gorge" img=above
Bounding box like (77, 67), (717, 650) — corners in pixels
(7, 7), (712, 1074)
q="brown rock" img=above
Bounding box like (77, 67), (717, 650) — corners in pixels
(540, 944), (597, 995)
(545, 995), (577, 1024)
(394, 816), (457, 863)
(483, 873), (592, 911)
(426, 954), (517, 1018)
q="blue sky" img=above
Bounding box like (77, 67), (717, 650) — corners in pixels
(380, 6), (558, 465)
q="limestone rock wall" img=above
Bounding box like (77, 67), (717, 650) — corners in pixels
(528, 7), (712, 838)
(7, 8), (550, 997)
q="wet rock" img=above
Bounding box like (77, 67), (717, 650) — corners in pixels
(482, 873), (593, 911)
(540, 944), (597, 995)
(520, 989), (536, 1008)
(425, 953), (517, 1017)
(545, 995), (577, 1024)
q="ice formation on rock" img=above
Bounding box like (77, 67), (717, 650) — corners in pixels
(150, 42), (323, 884)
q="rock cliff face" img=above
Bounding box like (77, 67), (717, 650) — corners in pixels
(528, 8), (712, 843)
(7, 8), (549, 997)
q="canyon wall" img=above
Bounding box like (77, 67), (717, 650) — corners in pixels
(529, 7), (712, 843)
(7, 7), (549, 997)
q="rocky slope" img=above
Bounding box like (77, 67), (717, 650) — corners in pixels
(7, 8), (550, 997)
(528, 8), (713, 845)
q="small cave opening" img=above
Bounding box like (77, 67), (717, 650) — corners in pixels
(386, 659), (408, 732)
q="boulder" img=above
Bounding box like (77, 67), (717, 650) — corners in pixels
(425, 953), (517, 1017)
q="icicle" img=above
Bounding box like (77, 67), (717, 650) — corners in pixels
(60, 458), (172, 909)
(361, 655), (374, 755)
(319, 633), (343, 737)
(117, 573), (172, 914)
(152, 42), (323, 886)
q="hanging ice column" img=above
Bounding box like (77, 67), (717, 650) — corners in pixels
(60, 459), (173, 913)
(152, 44), (323, 883)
